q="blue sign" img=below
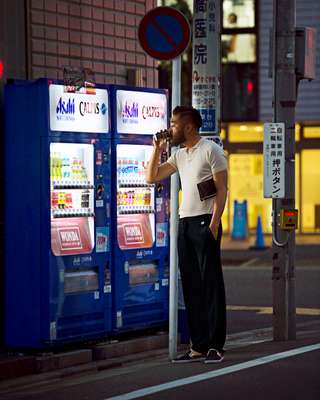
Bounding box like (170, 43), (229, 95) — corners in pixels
(198, 109), (216, 132)
(138, 7), (191, 61)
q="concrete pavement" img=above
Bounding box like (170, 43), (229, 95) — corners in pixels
(0, 320), (319, 399)
(0, 235), (319, 386)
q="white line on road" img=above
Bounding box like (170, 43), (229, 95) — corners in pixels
(105, 343), (320, 400)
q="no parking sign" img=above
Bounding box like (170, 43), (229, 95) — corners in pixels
(138, 7), (191, 61)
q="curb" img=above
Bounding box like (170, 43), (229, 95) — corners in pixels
(0, 333), (169, 382)
(92, 332), (168, 360)
(36, 349), (92, 373)
(0, 355), (36, 380)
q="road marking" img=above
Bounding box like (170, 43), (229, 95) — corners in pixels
(238, 257), (259, 267)
(105, 343), (320, 400)
(227, 305), (320, 316)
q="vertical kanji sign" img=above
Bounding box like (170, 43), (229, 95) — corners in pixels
(192, 0), (220, 136)
(264, 123), (285, 198)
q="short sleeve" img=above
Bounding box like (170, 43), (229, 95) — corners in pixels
(167, 151), (178, 170)
(207, 143), (227, 174)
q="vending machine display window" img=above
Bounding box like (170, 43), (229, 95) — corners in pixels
(64, 269), (99, 294)
(128, 262), (159, 286)
(116, 144), (155, 249)
(50, 143), (95, 255)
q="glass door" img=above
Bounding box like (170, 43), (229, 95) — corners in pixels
(50, 142), (95, 255)
(116, 144), (155, 249)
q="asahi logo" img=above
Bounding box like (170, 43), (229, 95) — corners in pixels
(56, 97), (75, 114)
(121, 101), (139, 124)
(56, 97), (75, 121)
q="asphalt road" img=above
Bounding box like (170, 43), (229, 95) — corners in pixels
(224, 266), (320, 334)
(1, 266), (319, 400)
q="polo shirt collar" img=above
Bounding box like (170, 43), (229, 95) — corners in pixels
(186, 137), (203, 152)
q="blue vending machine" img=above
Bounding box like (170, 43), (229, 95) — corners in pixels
(110, 85), (170, 333)
(5, 79), (112, 348)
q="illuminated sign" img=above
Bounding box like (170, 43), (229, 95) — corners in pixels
(264, 123), (285, 198)
(116, 90), (167, 134)
(280, 209), (298, 230)
(49, 84), (109, 133)
(51, 217), (93, 256)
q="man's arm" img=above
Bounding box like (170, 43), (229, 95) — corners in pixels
(145, 146), (176, 184)
(209, 169), (228, 239)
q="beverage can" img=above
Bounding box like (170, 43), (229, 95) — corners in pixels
(153, 129), (172, 143)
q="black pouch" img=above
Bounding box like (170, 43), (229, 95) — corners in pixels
(197, 178), (217, 201)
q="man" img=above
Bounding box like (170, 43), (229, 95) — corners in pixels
(146, 106), (228, 363)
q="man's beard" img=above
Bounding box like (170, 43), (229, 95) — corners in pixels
(171, 131), (185, 146)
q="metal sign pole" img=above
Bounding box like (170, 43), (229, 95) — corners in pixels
(272, 0), (296, 341)
(192, 0), (221, 140)
(169, 56), (181, 360)
(137, 5), (190, 361)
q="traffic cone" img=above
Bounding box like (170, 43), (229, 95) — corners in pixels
(254, 215), (266, 249)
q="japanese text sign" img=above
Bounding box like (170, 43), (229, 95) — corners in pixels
(192, 0), (220, 135)
(264, 123), (285, 198)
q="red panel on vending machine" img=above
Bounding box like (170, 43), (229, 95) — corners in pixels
(51, 217), (93, 256)
(117, 214), (153, 249)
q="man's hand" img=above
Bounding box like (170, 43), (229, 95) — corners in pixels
(145, 143), (176, 184)
(209, 169), (228, 240)
(153, 137), (168, 152)
(209, 220), (220, 240)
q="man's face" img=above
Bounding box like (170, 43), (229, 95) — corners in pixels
(170, 114), (186, 146)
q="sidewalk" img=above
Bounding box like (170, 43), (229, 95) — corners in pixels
(0, 320), (319, 399)
(0, 234), (318, 384)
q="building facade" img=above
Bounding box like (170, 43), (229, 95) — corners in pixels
(220, 0), (320, 234)
(0, 0), (159, 86)
(1, 0), (319, 237)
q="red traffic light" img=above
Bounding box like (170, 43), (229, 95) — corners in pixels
(0, 60), (4, 79)
(246, 80), (254, 94)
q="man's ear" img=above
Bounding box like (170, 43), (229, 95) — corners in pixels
(184, 123), (192, 134)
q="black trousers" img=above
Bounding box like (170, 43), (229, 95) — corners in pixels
(178, 214), (226, 353)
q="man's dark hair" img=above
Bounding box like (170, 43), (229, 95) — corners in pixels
(172, 106), (202, 129)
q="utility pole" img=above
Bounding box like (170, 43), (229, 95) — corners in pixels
(272, 0), (296, 341)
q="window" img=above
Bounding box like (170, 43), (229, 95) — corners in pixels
(222, 63), (257, 121)
(222, 33), (256, 63)
(223, 0), (255, 28)
(222, 0), (257, 121)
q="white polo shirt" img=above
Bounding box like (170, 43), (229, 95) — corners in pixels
(167, 137), (227, 218)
